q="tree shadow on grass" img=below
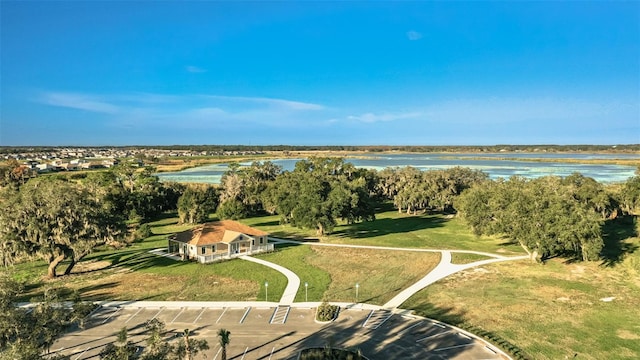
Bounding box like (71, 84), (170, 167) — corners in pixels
(149, 211), (180, 223)
(271, 241), (305, 250)
(114, 252), (188, 272)
(331, 215), (446, 240)
(75, 282), (121, 301)
(407, 302), (467, 327)
(252, 219), (281, 227)
(600, 215), (639, 267)
(90, 249), (145, 266)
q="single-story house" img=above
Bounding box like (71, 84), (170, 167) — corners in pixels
(168, 220), (273, 264)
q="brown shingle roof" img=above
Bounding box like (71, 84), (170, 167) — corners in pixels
(172, 220), (269, 246)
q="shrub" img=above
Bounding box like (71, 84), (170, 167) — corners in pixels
(300, 348), (364, 360)
(136, 223), (152, 239)
(316, 302), (339, 322)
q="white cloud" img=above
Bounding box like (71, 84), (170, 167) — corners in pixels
(205, 95), (324, 111)
(347, 112), (422, 123)
(406, 30), (423, 41)
(36, 91), (328, 130)
(186, 65), (207, 73)
(40, 92), (120, 114)
(188, 107), (227, 117)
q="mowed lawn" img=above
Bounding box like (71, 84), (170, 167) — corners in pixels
(402, 241), (640, 359)
(257, 245), (440, 304)
(13, 216), (287, 302)
(243, 208), (524, 255)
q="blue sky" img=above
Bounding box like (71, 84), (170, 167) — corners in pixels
(1, 1), (638, 146)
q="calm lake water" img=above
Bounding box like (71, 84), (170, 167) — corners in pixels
(156, 153), (640, 184)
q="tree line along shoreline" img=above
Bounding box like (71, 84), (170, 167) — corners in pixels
(1, 157), (638, 359)
(2, 144), (640, 154)
(1, 156), (638, 280)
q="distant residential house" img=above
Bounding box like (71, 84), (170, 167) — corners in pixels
(36, 163), (54, 173)
(81, 161), (106, 169)
(23, 160), (39, 170)
(168, 220), (273, 264)
(102, 159), (118, 168)
(58, 162), (78, 171)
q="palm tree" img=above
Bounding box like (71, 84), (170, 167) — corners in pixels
(183, 328), (192, 360)
(217, 328), (231, 360)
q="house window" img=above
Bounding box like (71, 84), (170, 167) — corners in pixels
(252, 239), (255, 246)
(201, 247), (206, 255)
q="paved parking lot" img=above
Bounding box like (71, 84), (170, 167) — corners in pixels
(52, 305), (508, 360)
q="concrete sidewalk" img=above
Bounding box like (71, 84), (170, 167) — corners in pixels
(383, 252), (529, 308)
(240, 255), (300, 305)
(269, 237), (508, 259)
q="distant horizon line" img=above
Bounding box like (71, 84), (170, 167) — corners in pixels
(1, 144), (639, 148)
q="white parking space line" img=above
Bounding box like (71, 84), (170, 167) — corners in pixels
(416, 329), (453, 342)
(213, 347), (221, 360)
(85, 305), (103, 319)
(239, 307), (251, 324)
(398, 321), (423, 336)
(151, 308), (164, 321)
(361, 310), (374, 327)
(73, 348), (88, 360)
(194, 308), (206, 324)
(433, 343), (475, 352)
(125, 308), (144, 324)
(485, 346), (498, 354)
(269, 346), (275, 359)
(101, 307), (122, 324)
(171, 307), (185, 324)
(240, 346), (248, 359)
(216, 307), (228, 324)
(372, 311), (393, 329)
(457, 332), (472, 340)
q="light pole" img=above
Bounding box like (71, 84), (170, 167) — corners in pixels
(355, 283), (359, 303)
(265, 281), (268, 302)
(305, 282), (308, 302)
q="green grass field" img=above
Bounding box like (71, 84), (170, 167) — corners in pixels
(401, 217), (640, 360)
(449, 252), (495, 264)
(257, 245), (439, 304)
(9, 207), (640, 359)
(242, 208), (524, 254)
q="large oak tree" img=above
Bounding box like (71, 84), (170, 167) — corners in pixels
(456, 175), (604, 262)
(263, 158), (376, 235)
(0, 177), (125, 278)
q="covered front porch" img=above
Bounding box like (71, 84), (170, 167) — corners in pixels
(196, 243), (275, 263)
(168, 238), (274, 264)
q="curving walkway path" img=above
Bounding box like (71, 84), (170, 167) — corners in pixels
(151, 239), (527, 309)
(266, 237), (528, 309)
(383, 250), (528, 308)
(239, 255), (300, 304)
(269, 237), (509, 259)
